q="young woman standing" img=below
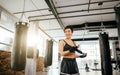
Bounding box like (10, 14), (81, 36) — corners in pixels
(59, 26), (87, 75)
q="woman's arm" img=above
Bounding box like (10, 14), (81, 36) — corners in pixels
(59, 40), (70, 56)
(73, 41), (83, 54)
(75, 53), (87, 58)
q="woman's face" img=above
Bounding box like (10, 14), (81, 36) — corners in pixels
(64, 28), (73, 39)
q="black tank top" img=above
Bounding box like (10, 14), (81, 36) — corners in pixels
(63, 40), (76, 52)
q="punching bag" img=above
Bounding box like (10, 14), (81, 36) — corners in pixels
(44, 39), (53, 67)
(11, 22), (28, 71)
(114, 7), (120, 42)
(27, 47), (34, 58)
(99, 32), (112, 75)
(27, 47), (39, 59)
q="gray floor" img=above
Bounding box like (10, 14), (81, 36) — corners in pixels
(36, 69), (120, 75)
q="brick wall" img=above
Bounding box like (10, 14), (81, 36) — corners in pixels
(0, 50), (24, 75)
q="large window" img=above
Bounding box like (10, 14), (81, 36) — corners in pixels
(76, 41), (101, 69)
(76, 41), (100, 59)
(0, 11), (16, 51)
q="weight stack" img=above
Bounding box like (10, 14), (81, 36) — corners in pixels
(99, 32), (112, 75)
(11, 22), (28, 71)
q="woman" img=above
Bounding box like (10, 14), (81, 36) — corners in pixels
(59, 26), (87, 75)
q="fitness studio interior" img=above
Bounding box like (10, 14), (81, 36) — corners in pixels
(0, 0), (120, 75)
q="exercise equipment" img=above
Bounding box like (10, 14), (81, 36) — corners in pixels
(27, 46), (39, 59)
(36, 49), (39, 58)
(99, 32), (112, 75)
(85, 63), (90, 72)
(44, 39), (53, 67)
(112, 41), (120, 71)
(114, 6), (120, 72)
(11, 22), (28, 71)
(27, 47), (34, 58)
(114, 7), (120, 42)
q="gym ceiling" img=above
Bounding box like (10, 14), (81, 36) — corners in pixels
(0, 0), (120, 42)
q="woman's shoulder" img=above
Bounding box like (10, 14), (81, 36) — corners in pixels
(59, 39), (64, 42)
(59, 39), (66, 44)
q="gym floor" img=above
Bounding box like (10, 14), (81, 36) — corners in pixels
(36, 69), (120, 75)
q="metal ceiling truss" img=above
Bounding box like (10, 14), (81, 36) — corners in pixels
(45, 0), (64, 30)
(0, 42), (12, 46)
(13, 0), (120, 14)
(72, 37), (118, 41)
(29, 12), (115, 22)
(28, 7), (114, 19)
(0, 26), (14, 33)
(88, 0), (91, 12)
(55, 0), (120, 9)
(70, 21), (117, 30)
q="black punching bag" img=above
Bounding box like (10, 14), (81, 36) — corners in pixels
(27, 47), (39, 59)
(114, 7), (120, 48)
(44, 40), (53, 67)
(27, 47), (34, 58)
(99, 32), (112, 75)
(11, 22), (28, 71)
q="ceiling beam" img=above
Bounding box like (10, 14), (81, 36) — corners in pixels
(13, 0), (120, 14)
(0, 25), (14, 33)
(13, 8), (49, 14)
(71, 21), (116, 27)
(56, 0), (120, 8)
(28, 7), (114, 19)
(70, 21), (117, 30)
(72, 37), (118, 41)
(29, 12), (115, 22)
(0, 5), (17, 21)
(38, 26), (57, 43)
(45, 0), (64, 30)
(88, 0), (91, 12)
(0, 42), (12, 46)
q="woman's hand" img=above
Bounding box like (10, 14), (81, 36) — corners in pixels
(79, 53), (87, 58)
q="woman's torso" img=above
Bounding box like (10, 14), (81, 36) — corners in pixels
(63, 40), (76, 58)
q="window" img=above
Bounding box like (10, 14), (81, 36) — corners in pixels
(0, 11), (15, 51)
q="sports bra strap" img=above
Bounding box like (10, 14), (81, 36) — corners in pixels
(63, 40), (76, 46)
(73, 41), (77, 46)
(63, 40), (67, 44)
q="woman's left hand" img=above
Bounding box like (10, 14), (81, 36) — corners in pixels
(79, 53), (87, 58)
